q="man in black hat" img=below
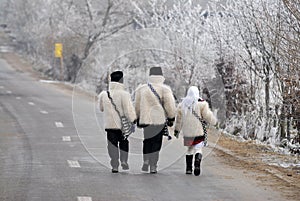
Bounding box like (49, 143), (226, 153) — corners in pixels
(135, 67), (176, 173)
(98, 71), (136, 173)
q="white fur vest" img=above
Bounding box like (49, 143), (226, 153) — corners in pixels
(175, 101), (217, 137)
(135, 76), (176, 126)
(98, 82), (136, 130)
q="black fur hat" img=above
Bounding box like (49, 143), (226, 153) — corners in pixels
(110, 71), (123, 83)
(149, 67), (163, 76)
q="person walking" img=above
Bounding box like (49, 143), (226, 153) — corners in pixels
(174, 86), (217, 176)
(98, 71), (136, 173)
(135, 67), (176, 174)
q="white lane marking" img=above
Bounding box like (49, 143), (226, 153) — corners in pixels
(62, 136), (71, 142)
(40, 110), (48, 114)
(6, 90), (12, 94)
(67, 160), (80, 168)
(0, 86), (4, 89)
(39, 80), (60, 84)
(55, 122), (64, 128)
(77, 197), (92, 201)
(16, 97), (21, 100)
(28, 102), (35, 106)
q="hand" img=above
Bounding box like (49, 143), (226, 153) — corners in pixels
(174, 130), (179, 139)
(167, 120), (174, 127)
(130, 125), (136, 133)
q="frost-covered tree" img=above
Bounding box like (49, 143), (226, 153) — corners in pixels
(132, 0), (226, 120)
(134, 0), (217, 85)
(2, 0), (136, 81)
(215, 0), (283, 141)
(132, 0), (299, 144)
(207, 0), (299, 144)
(276, 0), (300, 143)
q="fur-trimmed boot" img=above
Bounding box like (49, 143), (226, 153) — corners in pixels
(186, 155), (193, 174)
(194, 153), (202, 176)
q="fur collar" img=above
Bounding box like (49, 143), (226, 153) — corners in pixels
(109, 82), (125, 91)
(148, 75), (165, 84)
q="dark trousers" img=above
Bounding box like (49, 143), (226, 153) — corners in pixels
(106, 129), (129, 168)
(143, 125), (164, 167)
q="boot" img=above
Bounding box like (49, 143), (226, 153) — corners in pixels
(149, 153), (158, 174)
(141, 160), (149, 172)
(121, 161), (129, 170)
(150, 165), (157, 174)
(111, 167), (118, 173)
(194, 153), (202, 176)
(186, 155), (193, 174)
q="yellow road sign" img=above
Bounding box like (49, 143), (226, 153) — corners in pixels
(55, 43), (63, 58)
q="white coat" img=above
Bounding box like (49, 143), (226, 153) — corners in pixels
(135, 75), (176, 126)
(98, 82), (136, 130)
(175, 100), (217, 137)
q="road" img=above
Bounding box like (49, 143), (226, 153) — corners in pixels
(0, 55), (286, 201)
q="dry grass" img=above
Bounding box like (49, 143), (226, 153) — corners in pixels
(215, 133), (300, 200)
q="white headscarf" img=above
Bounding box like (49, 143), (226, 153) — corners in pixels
(181, 86), (200, 114)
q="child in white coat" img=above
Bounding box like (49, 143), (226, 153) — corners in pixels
(174, 86), (217, 176)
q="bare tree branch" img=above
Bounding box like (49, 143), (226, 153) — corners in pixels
(102, 0), (113, 27)
(85, 0), (95, 28)
(282, 0), (300, 21)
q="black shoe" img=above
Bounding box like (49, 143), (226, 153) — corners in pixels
(150, 166), (157, 174)
(186, 155), (193, 175)
(194, 153), (202, 176)
(112, 168), (118, 173)
(194, 167), (200, 176)
(121, 162), (129, 170)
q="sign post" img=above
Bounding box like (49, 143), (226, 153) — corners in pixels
(54, 43), (63, 81)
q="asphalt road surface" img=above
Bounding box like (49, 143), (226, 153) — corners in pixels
(0, 57), (286, 201)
